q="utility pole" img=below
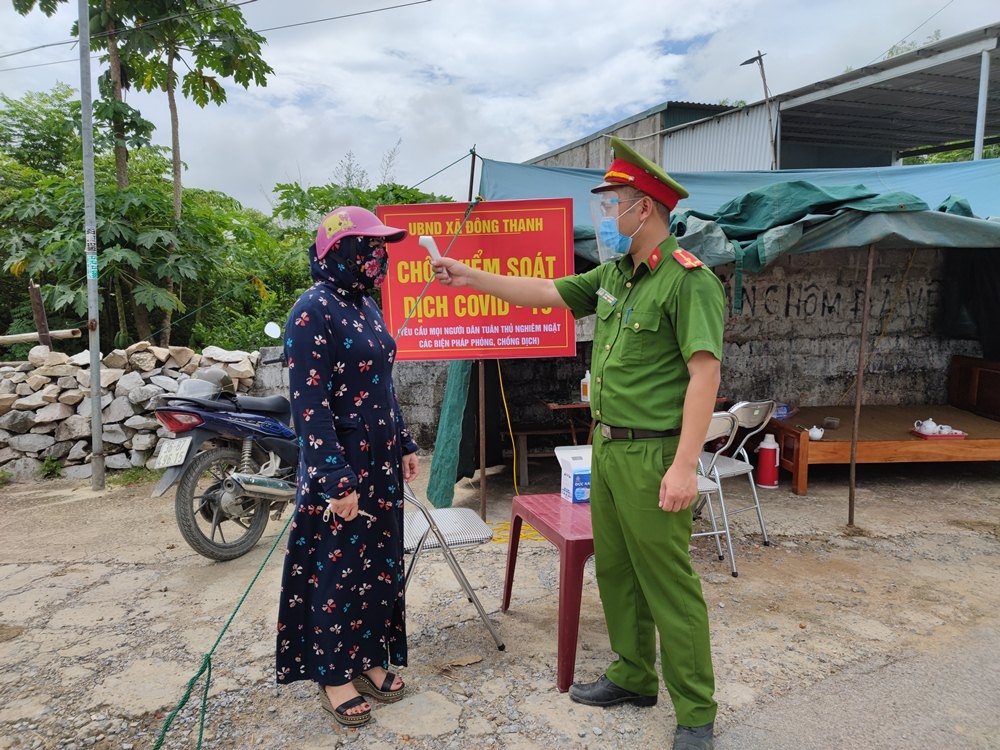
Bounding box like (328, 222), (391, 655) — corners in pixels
(79, 0), (106, 490)
(740, 50), (778, 170)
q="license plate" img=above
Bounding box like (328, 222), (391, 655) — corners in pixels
(155, 436), (193, 469)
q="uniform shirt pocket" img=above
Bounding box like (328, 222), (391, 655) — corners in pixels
(619, 310), (661, 364)
(596, 297), (617, 322)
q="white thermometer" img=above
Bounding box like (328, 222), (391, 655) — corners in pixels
(418, 235), (442, 261)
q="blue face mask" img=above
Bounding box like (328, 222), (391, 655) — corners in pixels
(598, 217), (633, 255)
(591, 197), (643, 263)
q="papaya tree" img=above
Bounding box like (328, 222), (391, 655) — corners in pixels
(11, 0), (273, 344)
(118, 0), (273, 344)
(1, 146), (274, 352)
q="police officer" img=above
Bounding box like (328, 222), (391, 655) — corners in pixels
(431, 137), (725, 750)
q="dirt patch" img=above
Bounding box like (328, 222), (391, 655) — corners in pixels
(948, 518), (999, 538)
(0, 625), (24, 643)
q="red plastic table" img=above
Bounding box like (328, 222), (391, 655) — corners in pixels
(502, 493), (595, 692)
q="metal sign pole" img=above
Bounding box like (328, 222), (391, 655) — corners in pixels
(78, 0), (105, 490)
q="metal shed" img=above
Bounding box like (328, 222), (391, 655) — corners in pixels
(531, 23), (1000, 174)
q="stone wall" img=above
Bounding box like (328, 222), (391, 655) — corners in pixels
(717, 246), (982, 405)
(0, 341), (261, 482)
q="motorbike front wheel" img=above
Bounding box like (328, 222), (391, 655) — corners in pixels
(175, 446), (270, 561)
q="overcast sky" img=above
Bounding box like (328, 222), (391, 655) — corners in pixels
(1, 0), (997, 212)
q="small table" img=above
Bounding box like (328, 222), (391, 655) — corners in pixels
(543, 400), (595, 445)
(502, 493), (595, 692)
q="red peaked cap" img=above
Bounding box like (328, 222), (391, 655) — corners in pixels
(591, 136), (689, 210)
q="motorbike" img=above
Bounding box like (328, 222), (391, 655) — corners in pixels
(151, 323), (299, 561)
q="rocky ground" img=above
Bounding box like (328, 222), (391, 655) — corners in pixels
(1, 458), (998, 749)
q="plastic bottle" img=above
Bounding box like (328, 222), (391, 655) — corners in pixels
(580, 370), (590, 402)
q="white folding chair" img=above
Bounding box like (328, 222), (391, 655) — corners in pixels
(402, 482), (505, 650)
(702, 400), (777, 546)
(692, 412), (741, 577)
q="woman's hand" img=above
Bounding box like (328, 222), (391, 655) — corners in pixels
(402, 452), (419, 481)
(327, 490), (360, 521)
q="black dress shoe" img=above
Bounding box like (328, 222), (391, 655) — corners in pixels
(568, 674), (657, 707)
(673, 722), (714, 750)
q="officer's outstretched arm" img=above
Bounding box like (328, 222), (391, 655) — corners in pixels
(432, 256), (568, 310)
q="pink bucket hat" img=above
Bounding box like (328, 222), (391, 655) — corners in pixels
(315, 206), (407, 260)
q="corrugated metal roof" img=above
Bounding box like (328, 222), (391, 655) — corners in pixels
(528, 101), (730, 163)
(777, 23), (1000, 153)
(531, 23), (1000, 173)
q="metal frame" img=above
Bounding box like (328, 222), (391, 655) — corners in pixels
(707, 400), (777, 546)
(402, 483), (505, 651)
(692, 412), (741, 577)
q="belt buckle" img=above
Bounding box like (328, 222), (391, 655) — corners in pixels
(600, 423), (612, 440)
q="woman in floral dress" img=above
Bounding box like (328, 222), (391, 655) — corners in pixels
(276, 207), (419, 727)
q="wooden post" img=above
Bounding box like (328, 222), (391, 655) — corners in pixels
(0, 328), (81, 345)
(28, 280), (51, 348)
(479, 359), (487, 520)
(849, 245), (875, 527)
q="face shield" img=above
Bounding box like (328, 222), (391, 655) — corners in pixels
(589, 193), (643, 263)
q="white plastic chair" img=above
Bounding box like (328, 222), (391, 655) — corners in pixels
(700, 400), (777, 546)
(692, 412), (741, 576)
(402, 482), (505, 650)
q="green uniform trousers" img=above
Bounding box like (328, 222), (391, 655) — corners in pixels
(590, 431), (717, 727)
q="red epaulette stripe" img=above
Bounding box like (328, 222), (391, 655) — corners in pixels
(671, 249), (704, 269)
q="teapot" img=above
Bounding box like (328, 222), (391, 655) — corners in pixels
(807, 426), (824, 440)
(914, 418), (938, 435)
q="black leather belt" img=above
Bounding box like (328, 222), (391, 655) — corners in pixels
(599, 423), (681, 440)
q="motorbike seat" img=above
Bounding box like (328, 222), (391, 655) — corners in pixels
(237, 394), (291, 415)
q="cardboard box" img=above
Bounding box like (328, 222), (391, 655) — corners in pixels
(555, 445), (592, 503)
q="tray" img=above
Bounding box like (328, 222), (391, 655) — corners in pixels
(909, 429), (967, 440)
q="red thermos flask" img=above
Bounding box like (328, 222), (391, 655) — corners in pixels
(755, 433), (779, 489)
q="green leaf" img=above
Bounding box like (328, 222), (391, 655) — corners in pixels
(99, 246), (143, 269)
(132, 282), (180, 313)
(135, 229), (179, 249)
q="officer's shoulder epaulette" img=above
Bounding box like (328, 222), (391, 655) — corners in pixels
(671, 249), (704, 269)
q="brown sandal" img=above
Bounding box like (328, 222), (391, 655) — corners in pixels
(318, 685), (371, 727)
(352, 671), (407, 703)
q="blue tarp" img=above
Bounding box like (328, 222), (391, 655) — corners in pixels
(479, 158), (1000, 270)
(481, 158), (1000, 225)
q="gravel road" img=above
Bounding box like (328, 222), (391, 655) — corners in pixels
(1, 459), (998, 749)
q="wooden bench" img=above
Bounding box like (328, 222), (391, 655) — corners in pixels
(768, 355), (1000, 495)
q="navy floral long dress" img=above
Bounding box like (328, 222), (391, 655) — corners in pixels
(275, 243), (418, 688)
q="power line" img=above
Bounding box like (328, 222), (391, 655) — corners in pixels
(0, 0), (259, 61)
(863, 0), (954, 66)
(0, 55), (96, 73)
(254, 0), (431, 33)
(0, 0), (433, 68)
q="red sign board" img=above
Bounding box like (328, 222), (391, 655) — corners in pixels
(378, 199), (576, 361)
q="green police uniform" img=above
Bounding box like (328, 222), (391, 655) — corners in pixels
(554, 235), (725, 727)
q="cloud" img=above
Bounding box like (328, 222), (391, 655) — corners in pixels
(1, 0), (997, 211)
